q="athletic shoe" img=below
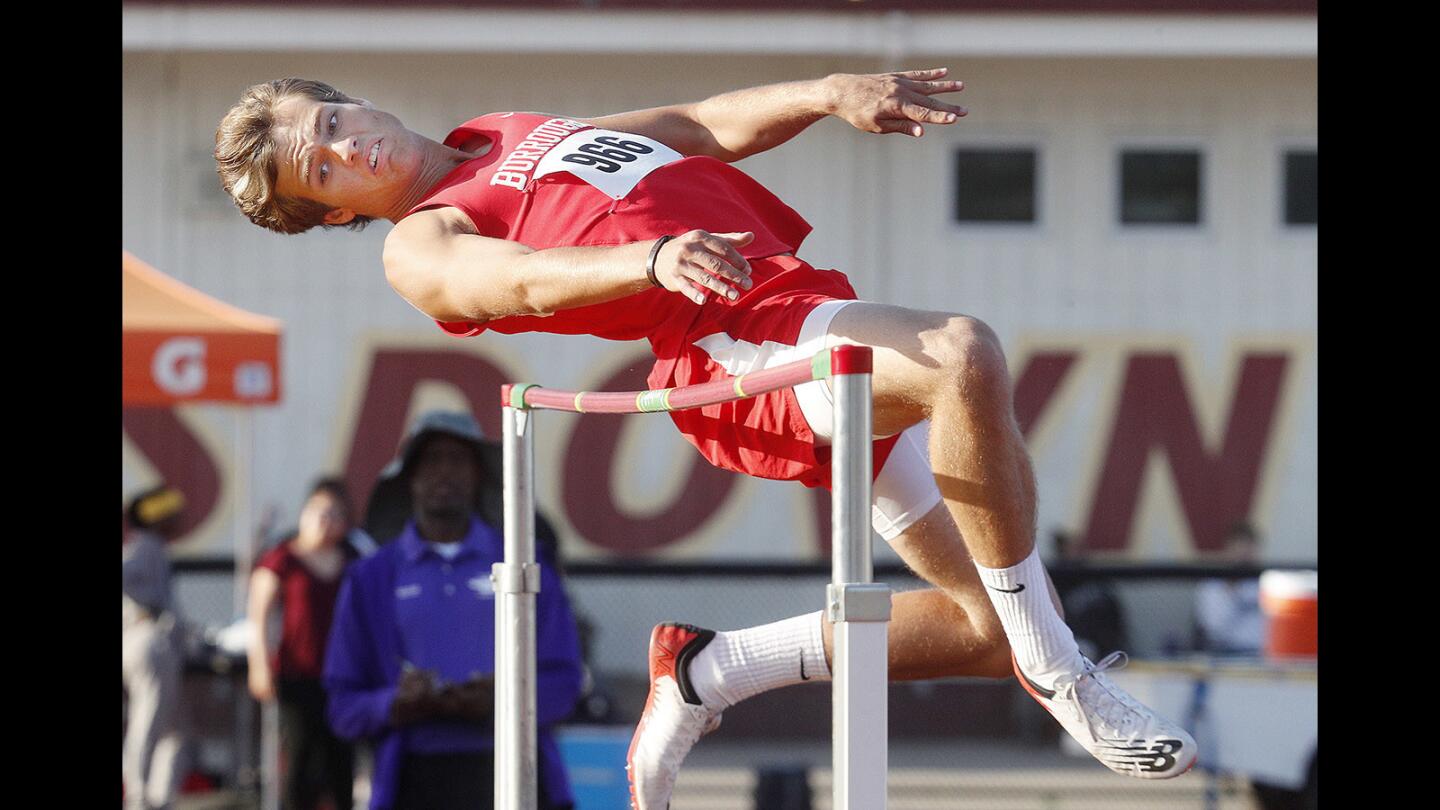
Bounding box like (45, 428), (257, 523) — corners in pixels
(626, 623), (724, 810)
(1014, 651), (1198, 779)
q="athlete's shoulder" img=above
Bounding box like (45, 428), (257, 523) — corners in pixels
(444, 111), (552, 148)
(383, 208), (476, 303)
(388, 206), (476, 248)
(394, 204), (473, 231)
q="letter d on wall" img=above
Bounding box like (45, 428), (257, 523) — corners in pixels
(153, 337), (206, 397)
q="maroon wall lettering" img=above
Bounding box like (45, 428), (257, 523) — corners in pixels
(1083, 352), (1290, 553)
(343, 349), (511, 517)
(1013, 352), (1081, 437)
(561, 353), (739, 554)
(122, 407), (223, 541)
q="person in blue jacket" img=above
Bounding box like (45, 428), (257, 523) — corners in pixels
(323, 410), (584, 810)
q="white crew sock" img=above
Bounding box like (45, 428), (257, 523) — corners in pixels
(974, 548), (1086, 688)
(687, 612), (831, 709)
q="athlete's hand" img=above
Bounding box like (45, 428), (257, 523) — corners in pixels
(826, 68), (967, 138)
(653, 229), (755, 305)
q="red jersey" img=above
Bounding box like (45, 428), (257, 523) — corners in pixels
(406, 112), (812, 347)
(405, 113), (885, 487)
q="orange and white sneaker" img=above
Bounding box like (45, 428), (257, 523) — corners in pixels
(626, 623), (724, 810)
(1015, 651), (1198, 779)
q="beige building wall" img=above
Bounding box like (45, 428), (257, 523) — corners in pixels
(122, 16), (1316, 564)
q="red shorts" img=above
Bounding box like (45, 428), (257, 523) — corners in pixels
(653, 255), (901, 489)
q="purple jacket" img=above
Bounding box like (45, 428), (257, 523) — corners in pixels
(322, 517), (583, 809)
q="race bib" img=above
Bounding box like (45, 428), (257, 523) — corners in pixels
(534, 128), (683, 200)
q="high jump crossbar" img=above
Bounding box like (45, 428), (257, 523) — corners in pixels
(494, 344), (890, 810)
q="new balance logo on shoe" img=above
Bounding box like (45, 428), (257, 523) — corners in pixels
(1116, 739), (1186, 774)
(1096, 739), (1186, 773)
(987, 583), (1025, 593)
(1011, 652), (1198, 780)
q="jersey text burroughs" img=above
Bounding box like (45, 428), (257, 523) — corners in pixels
(489, 118), (589, 191)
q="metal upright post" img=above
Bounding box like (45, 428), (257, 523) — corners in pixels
(495, 397), (540, 810)
(826, 345), (891, 810)
(498, 352), (889, 809)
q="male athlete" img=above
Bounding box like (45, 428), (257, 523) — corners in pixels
(217, 70), (1196, 808)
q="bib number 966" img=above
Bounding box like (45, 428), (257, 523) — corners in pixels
(534, 126), (684, 199)
(560, 136), (655, 174)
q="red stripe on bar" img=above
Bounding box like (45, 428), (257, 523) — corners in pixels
(830, 345), (873, 375)
(500, 383), (514, 405)
(518, 354), (823, 414)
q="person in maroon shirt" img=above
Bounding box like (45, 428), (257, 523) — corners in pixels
(247, 478), (359, 810)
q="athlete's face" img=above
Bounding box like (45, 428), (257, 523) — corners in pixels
(271, 94), (425, 224)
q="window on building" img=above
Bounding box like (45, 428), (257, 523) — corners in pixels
(1284, 150), (1317, 225)
(953, 148), (1037, 223)
(1120, 149), (1202, 225)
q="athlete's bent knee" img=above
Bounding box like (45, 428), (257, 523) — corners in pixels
(933, 316), (1008, 394)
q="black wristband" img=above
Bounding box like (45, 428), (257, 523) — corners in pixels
(646, 235), (677, 289)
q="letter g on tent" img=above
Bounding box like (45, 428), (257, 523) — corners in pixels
(153, 337), (207, 397)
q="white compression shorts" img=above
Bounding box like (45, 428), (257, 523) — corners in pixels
(691, 298), (943, 542)
(793, 300), (943, 542)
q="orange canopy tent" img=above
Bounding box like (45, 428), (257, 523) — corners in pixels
(122, 246), (283, 567)
(123, 250), (282, 406)
(123, 250), (286, 802)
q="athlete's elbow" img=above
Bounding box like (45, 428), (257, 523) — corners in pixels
(384, 253), (436, 316)
(507, 280), (555, 318)
(382, 237), (425, 301)
(383, 253), (467, 323)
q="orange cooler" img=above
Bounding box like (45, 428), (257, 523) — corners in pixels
(1259, 569), (1318, 659)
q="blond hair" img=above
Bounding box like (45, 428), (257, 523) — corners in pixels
(214, 78), (374, 235)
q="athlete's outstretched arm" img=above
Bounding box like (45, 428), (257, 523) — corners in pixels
(583, 68), (967, 162)
(383, 208), (754, 324)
